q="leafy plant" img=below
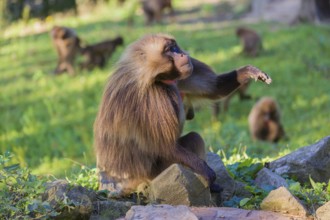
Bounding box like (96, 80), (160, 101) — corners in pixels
(227, 158), (263, 184)
(289, 177), (330, 213)
(66, 165), (98, 191)
(0, 152), (59, 219)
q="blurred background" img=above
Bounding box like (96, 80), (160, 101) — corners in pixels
(0, 0), (329, 178)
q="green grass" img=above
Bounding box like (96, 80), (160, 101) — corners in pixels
(0, 1), (330, 178)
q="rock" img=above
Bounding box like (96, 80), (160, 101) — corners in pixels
(42, 179), (97, 220)
(148, 164), (212, 206)
(125, 205), (198, 220)
(206, 152), (251, 203)
(268, 136), (330, 183)
(90, 200), (135, 220)
(316, 201), (330, 220)
(124, 205), (309, 220)
(255, 168), (288, 189)
(260, 186), (308, 217)
(191, 207), (309, 220)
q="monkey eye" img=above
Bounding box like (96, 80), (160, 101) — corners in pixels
(169, 45), (181, 53)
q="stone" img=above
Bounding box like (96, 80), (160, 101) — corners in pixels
(148, 164), (212, 206)
(42, 179), (97, 220)
(255, 168), (288, 189)
(316, 201), (330, 220)
(206, 152), (251, 203)
(124, 205), (309, 220)
(191, 207), (309, 220)
(268, 136), (330, 184)
(260, 186), (308, 217)
(90, 200), (135, 220)
(125, 205), (198, 220)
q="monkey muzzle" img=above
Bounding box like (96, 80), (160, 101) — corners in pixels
(173, 52), (193, 80)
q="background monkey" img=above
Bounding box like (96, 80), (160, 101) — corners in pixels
(248, 97), (287, 142)
(141, 0), (174, 25)
(236, 27), (263, 57)
(50, 26), (82, 75)
(80, 36), (124, 71)
(94, 33), (271, 196)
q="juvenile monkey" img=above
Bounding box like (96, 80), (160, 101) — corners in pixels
(248, 97), (286, 142)
(94, 33), (271, 196)
(141, 0), (174, 25)
(236, 27), (263, 57)
(80, 36), (124, 71)
(50, 26), (82, 75)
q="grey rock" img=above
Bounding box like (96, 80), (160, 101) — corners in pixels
(269, 136), (330, 183)
(260, 186), (308, 217)
(255, 168), (288, 189)
(125, 205), (198, 220)
(43, 179), (97, 220)
(191, 206), (309, 220)
(316, 201), (330, 220)
(149, 164), (212, 206)
(206, 152), (251, 203)
(90, 200), (135, 220)
(124, 205), (309, 220)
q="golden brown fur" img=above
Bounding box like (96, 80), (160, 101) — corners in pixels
(94, 33), (272, 196)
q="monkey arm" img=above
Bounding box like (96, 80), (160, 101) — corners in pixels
(178, 58), (271, 100)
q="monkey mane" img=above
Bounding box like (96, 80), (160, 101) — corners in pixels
(94, 36), (182, 179)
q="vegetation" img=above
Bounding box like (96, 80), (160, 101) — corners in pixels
(0, 152), (59, 219)
(0, 0), (329, 217)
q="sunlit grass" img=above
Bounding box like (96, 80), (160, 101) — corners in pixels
(0, 1), (330, 178)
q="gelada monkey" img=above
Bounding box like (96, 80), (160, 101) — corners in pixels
(236, 27), (263, 57)
(94, 33), (272, 196)
(248, 97), (287, 142)
(50, 26), (82, 75)
(80, 36), (124, 71)
(141, 0), (174, 25)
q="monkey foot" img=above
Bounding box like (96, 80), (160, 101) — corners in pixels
(99, 172), (123, 198)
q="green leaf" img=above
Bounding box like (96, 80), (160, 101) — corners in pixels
(4, 163), (20, 172)
(239, 198), (250, 207)
(327, 180), (330, 194)
(289, 182), (301, 192)
(309, 175), (317, 190)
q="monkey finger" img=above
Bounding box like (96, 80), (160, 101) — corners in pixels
(257, 72), (272, 84)
(244, 65), (272, 84)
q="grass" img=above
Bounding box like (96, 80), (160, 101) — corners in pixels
(0, 1), (330, 178)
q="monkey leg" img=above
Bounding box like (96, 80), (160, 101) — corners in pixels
(177, 132), (221, 192)
(174, 132), (215, 183)
(212, 102), (220, 118)
(178, 132), (206, 160)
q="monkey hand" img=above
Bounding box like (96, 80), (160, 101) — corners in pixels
(237, 65), (272, 85)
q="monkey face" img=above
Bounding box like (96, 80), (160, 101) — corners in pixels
(164, 42), (193, 79)
(132, 34), (193, 84)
